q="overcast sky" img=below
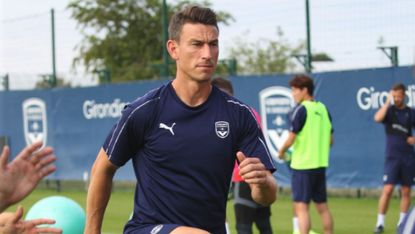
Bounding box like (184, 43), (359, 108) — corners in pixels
(1, 0), (414, 89)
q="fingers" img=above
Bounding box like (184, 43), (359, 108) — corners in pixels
(34, 155), (57, 179)
(26, 218), (62, 234)
(35, 227), (62, 234)
(30, 146), (54, 164)
(0, 145), (10, 168)
(39, 164), (57, 178)
(34, 154), (56, 170)
(236, 151), (246, 163)
(236, 151), (262, 168)
(28, 218), (56, 226)
(11, 205), (24, 223)
(22, 146), (56, 180)
(237, 151), (267, 184)
(241, 170), (268, 184)
(17, 141), (44, 160)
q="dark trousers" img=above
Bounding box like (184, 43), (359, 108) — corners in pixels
(234, 182), (272, 234)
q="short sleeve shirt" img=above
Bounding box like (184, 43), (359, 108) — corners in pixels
(382, 106), (415, 158)
(103, 82), (275, 233)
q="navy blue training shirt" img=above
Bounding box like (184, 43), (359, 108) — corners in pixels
(103, 81), (275, 233)
(383, 106), (415, 158)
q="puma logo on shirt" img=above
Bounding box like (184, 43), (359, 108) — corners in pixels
(159, 122), (176, 135)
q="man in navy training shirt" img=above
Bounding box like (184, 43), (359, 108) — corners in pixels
(84, 5), (277, 234)
(373, 83), (415, 233)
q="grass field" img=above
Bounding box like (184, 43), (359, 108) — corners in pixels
(6, 187), (413, 234)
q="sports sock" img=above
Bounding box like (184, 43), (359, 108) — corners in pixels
(376, 214), (385, 227)
(293, 217), (299, 232)
(225, 221), (230, 234)
(397, 212), (406, 226)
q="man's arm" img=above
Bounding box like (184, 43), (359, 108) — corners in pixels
(249, 170), (277, 206)
(236, 152), (277, 206)
(278, 132), (296, 160)
(84, 148), (118, 234)
(374, 91), (392, 122)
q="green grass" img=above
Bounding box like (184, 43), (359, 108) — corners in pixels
(5, 188), (411, 234)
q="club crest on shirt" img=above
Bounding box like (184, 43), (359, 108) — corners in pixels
(259, 86), (294, 163)
(150, 224), (163, 234)
(22, 98), (47, 148)
(215, 121), (229, 139)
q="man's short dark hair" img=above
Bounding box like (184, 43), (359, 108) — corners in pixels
(212, 77), (233, 95)
(289, 74), (315, 96)
(392, 83), (406, 92)
(168, 5), (218, 41)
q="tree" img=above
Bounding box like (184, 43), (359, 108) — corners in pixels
(68, 0), (234, 83)
(35, 75), (72, 89)
(227, 27), (304, 75)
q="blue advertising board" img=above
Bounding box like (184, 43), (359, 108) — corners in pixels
(0, 66), (413, 188)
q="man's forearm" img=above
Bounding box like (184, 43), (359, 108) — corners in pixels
(84, 159), (116, 234)
(251, 173), (277, 206)
(84, 171), (113, 233)
(278, 132), (296, 157)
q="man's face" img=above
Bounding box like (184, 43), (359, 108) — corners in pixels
(291, 86), (307, 104)
(392, 89), (406, 108)
(169, 23), (219, 83)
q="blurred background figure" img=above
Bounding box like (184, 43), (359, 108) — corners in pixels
(373, 83), (415, 233)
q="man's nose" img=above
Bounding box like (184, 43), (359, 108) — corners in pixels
(201, 44), (213, 59)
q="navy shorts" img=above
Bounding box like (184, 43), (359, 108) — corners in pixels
(124, 223), (179, 234)
(291, 168), (327, 203)
(383, 157), (415, 186)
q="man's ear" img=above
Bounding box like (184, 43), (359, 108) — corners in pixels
(303, 87), (310, 96)
(167, 40), (179, 60)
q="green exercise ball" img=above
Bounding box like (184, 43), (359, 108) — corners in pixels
(25, 196), (85, 234)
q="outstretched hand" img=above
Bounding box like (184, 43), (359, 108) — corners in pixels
(0, 206), (62, 234)
(0, 142), (56, 212)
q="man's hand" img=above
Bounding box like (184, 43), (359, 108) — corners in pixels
(374, 90), (393, 123)
(236, 151), (277, 206)
(236, 151), (268, 185)
(0, 206), (62, 234)
(0, 142), (56, 212)
(407, 136), (415, 145)
(387, 90), (394, 104)
(277, 150), (286, 160)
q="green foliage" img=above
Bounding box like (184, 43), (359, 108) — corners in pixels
(312, 52), (333, 62)
(68, 0), (234, 83)
(228, 27), (304, 75)
(35, 74), (72, 89)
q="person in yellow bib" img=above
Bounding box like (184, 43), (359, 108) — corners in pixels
(279, 74), (334, 234)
